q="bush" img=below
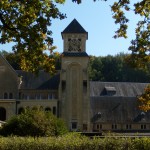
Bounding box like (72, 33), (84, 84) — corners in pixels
(0, 134), (150, 150)
(0, 107), (68, 137)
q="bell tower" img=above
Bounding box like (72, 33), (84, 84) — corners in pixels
(59, 19), (90, 132)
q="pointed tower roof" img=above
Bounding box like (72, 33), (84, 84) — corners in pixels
(62, 19), (88, 34)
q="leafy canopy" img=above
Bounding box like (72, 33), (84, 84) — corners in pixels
(74, 0), (150, 70)
(1, 0), (149, 73)
(138, 85), (150, 112)
(74, 0), (150, 112)
(0, 0), (65, 74)
(88, 54), (150, 82)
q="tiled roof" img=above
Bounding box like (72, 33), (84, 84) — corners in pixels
(90, 82), (148, 97)
(62, 52), (88, 57)
(90, 82), (150, 123)
(38, 74), (60, 90)
(16, 70), (59, 90)
(62, 19), (88, 34)
(90, 97), (150, 123)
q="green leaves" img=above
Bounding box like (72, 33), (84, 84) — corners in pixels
(0, 106), (68, 137)
(89, 54), (150, 82)
(0, 0), (66, 74)
(138, 85), (150, 112)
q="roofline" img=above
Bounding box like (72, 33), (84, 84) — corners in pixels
(0, 54), (18, 76)
(61, 32), (88, 39)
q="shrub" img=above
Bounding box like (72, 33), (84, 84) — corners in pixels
(0, 135), (150, 150)
(0, 107), (68, 137)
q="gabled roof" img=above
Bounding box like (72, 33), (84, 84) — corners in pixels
(90, 82), (149, 97)
(62, 19), (88, 34)
(38, 73), (60, 90)
(0, 54), (18, 76)
(90, 97), (150, 123)
(16, 70), (60, 90)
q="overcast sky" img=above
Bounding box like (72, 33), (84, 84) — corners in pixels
(1, 0), (142, 56)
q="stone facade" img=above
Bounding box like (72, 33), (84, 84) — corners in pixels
(0, 19), (150, 132)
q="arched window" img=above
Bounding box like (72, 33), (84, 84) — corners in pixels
(0, 107), (6, 121)
(45, 107), (51, 112)
(18, 107), (24, 114)
(9, 93), (13, 99)
(4, 93), (8, 99)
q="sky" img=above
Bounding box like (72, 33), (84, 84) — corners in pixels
(0, 0), (141, 56)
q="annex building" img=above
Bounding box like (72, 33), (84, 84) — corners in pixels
(0, 19), (150, 132)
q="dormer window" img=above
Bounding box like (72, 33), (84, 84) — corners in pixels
(101, 86), (116, 96)
(105, 86), (116, 96)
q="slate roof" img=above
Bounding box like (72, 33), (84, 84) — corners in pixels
(90, 82), (150, 123)
(62, 52), (88, 57)
(62, 19), (88, 34)
(38, 74), (60, 90)
(16, 70), (60, 90)
(90, 97), (150, 123)
(90, 82), (149, 97)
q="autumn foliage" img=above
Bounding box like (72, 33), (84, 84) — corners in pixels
(138, 85), (150, 112)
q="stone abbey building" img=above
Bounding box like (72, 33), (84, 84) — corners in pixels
(0, 19), (150, 132)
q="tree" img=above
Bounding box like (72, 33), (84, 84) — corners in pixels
(0, 107), (68, 137)
(1, 0), (149, 74)
(0, 0), (66, 74)
(0, 50), (61, 71)
(79, 0), (149, 111)
(0, 50), (21, 70)
(88, 54), (150, 82)
(138, 85), (150, 112)
(74, 0), (150, 70)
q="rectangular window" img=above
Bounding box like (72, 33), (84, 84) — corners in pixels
(83, 124), (87, 131)
(62, 80), (66, 91)
(97, 124), (99, 129)
(141, 124), (146, 130)
(48, 93), (52, 99)
(126, 124), (132, 129)
(52, 93), (56, 99)
(36, 94), (41, 100)
(53, 106), (56, 115)
(112, 124), (117, 129)
(100, 124), (102, 129)
(83, 80), (87, 93)
(72, 122), (77, 130)
(42, 94), (47, 99)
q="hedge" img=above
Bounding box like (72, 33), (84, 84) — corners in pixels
(0, 133), (150, 150)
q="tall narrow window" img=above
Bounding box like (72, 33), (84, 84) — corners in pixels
(62, 80), (66, 91)
(83, 124), (87, 131)
(4, 93), (8, 99)
(0, 107), (6, 121)
(53, 106), (56, 115)
(9, 93), (13, 99)
(83, 80), (87, 93)
(72, 122), (77, 130)
(100, 124), (102, 130)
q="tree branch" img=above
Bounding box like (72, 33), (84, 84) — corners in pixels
(0, 12), (17, 31)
